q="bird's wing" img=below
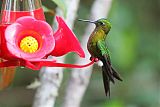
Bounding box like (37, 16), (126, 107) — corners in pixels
(97, 40), (122, 96)
(97, 40), (115, 82)
(97, 40), (122, 81)
(97, 40), (110, 56)
(97, 40), (113, 96)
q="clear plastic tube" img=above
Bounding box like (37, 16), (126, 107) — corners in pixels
(0, 0), (45, 24)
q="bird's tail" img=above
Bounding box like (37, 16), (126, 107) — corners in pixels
(101, 55), (122, 96)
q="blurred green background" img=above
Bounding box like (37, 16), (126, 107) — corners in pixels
(0, 0), (160, 107)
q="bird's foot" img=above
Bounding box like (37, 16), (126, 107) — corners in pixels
(90, 57), (99, 62)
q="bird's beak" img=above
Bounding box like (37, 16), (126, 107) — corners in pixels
(78, 19), (96, 24)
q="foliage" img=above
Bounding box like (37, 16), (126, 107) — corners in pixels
(43, 0), (67, 14)
(51, 0), (67, 17)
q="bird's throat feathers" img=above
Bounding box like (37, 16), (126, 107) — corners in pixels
(92, 27), (108, 41)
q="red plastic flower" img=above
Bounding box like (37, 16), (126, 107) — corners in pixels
(0, 16), (94, 70)
(4, 16), (55, 60)
(51, 16), (85, 57)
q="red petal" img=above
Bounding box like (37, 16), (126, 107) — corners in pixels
(51, 16), (85, 58)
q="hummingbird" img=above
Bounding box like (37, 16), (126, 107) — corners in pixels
(78, 18), (122, 96)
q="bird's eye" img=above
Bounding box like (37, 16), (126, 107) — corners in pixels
(99, 22), (105, 26)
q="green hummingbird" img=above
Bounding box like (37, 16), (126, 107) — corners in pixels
(78, 18), (122, 96)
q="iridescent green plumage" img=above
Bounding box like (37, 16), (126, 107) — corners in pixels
(79, 18), (122, 96)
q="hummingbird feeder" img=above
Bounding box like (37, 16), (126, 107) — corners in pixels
(0, 0), (95, 70)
